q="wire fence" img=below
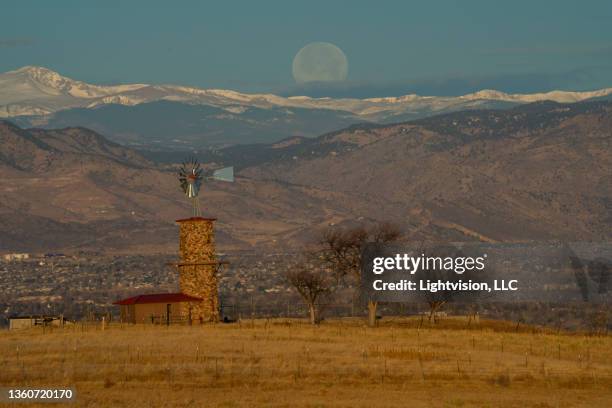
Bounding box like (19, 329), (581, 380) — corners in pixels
(19, 299), (607, 335)
(219, 301), (433, 321)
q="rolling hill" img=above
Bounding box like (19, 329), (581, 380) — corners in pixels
(239, 100), (612, 242)
(0, 121), (365, 252)
(0, 100), (610, 253)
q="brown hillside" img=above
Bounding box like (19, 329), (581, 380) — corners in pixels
(243, 101), (612, 242)
(0, 122), (364, 252)
(0, 101), (610, 253)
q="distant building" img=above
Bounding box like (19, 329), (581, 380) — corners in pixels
(44, 253), (66, 258)
(3, 253), (29, 261)
(8, 315), (65, 330)
(113, 293), (203, 324)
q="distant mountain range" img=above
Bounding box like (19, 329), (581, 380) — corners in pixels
(3, 66), (612, 149)
(1, 100), (610, 253)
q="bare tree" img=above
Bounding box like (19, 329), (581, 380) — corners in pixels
(414, 243), (491, 323)
(319, 226), (366, 281)
(286, 264), (334, 324)
(423, 268), (455, 323)
(318, 222), (401, 326)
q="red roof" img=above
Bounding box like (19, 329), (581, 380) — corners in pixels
(113, 292), (203, 305)
(175, 216), (216, 223)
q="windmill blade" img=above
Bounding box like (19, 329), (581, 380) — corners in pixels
(211, 166), (234, 182)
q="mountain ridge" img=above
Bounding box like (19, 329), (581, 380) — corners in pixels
(0, 119), (151, 171)
(3, 66), (612, 119)
(4, 66), (612, 149)
(0, 100), (609, 253)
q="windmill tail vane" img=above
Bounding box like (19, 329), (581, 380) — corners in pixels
(178, 158), (234, 217)
(211, 166), (234, 182)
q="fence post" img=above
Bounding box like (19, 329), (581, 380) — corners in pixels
(250, 296), (256, 327)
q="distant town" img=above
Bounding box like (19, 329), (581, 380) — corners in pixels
(0, 252), (303, 324)
(2, 242), (609, 330)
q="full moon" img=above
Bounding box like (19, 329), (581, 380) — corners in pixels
(292, 42), (348, 83)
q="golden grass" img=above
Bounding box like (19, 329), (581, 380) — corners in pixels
(1, 317), (611, 407)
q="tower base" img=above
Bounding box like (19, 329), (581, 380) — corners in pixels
(176, 217), (220, 323)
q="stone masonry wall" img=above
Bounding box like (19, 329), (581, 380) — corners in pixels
(177, 217), (219, 322)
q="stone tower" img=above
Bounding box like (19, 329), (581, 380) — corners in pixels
(176, 216), (219, 322)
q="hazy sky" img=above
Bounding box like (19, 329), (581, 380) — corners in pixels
(2, 1), (612, 96)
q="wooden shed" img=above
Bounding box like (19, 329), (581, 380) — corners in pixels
(8, 315), (65, 330)
(113, 293), (203, 324)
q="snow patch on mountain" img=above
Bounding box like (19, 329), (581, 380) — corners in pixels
(1, 66), (611, 120)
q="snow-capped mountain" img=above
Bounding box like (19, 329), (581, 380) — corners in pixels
(2, 66), (612, 149)
(2, 66), (612, 120)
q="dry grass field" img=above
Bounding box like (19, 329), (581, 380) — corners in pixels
(1, 317), (611, 407)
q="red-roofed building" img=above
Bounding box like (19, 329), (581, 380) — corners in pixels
(113, 293), (202, 324)
(111, 214), (227, 324)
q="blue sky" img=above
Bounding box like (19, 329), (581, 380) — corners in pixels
(2, 0), (612, 96)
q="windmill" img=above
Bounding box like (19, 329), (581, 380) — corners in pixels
(178, 157), (234, 217)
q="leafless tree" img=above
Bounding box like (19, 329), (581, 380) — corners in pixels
(286, 264), (334, 324)
(423, 269), (454, 323)
(319, 226), (366, 281)
(415, 242), (490, 323)
(318, 222), (402, 326)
